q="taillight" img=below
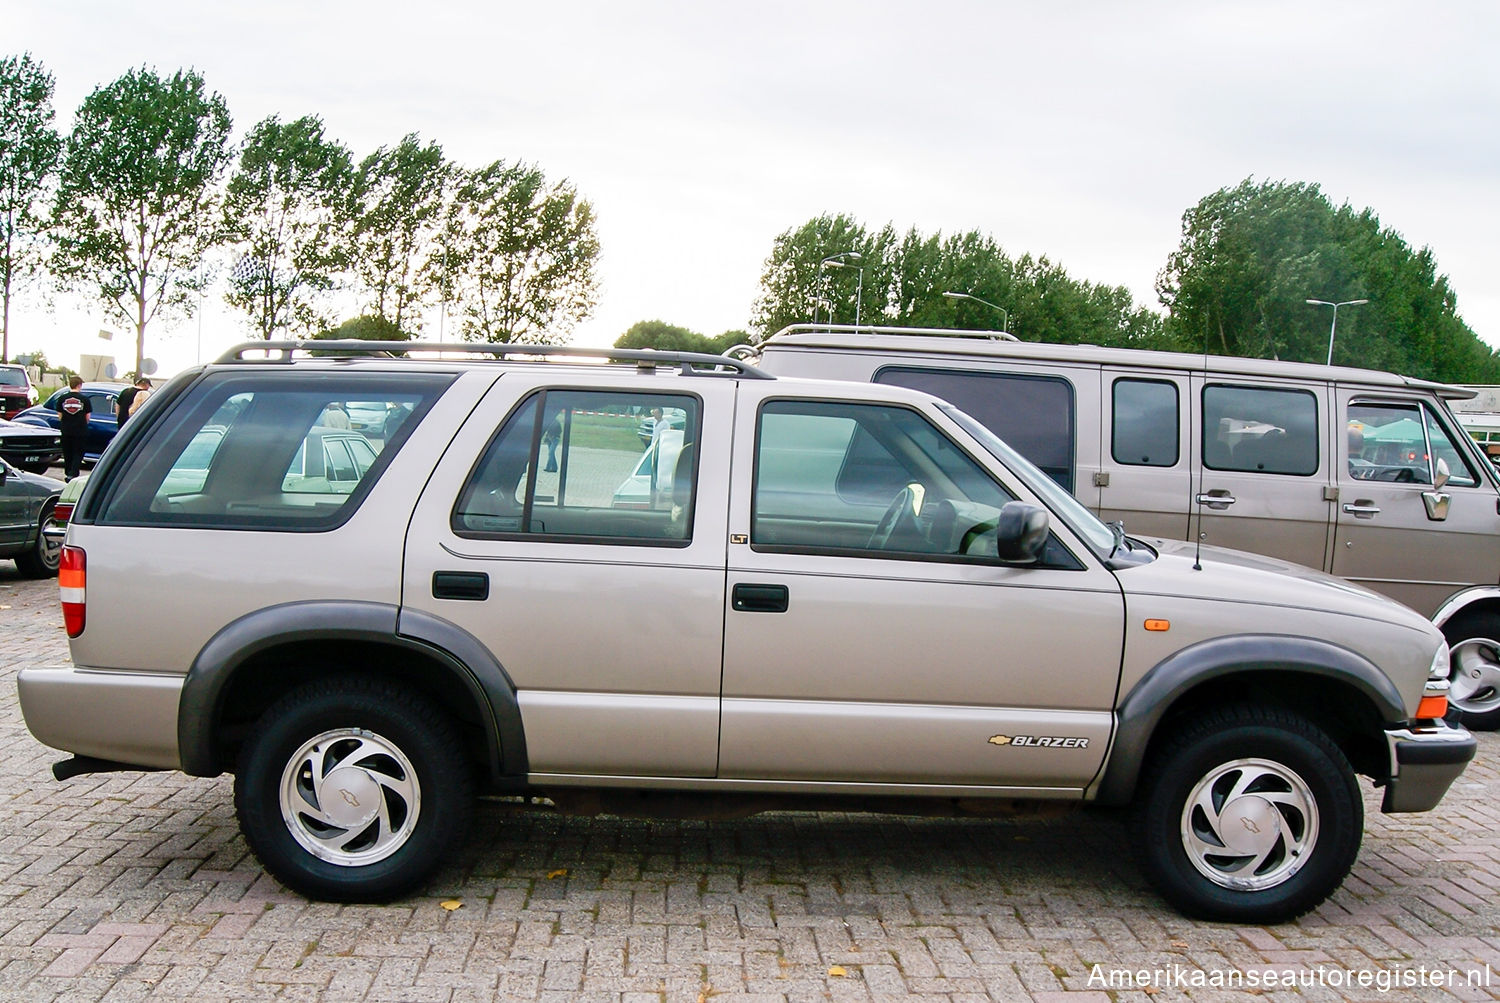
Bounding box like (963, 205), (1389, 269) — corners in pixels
(59, 546), (85, 637)
(52, 502), (74, 524)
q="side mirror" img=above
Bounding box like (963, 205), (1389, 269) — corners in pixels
(1433, 457), (1450, 492)
(995, 501), (1049, 563)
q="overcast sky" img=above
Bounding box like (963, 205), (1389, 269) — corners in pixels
(8, 0), (1499, 376)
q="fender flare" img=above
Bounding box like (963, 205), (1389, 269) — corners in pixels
(1093, 634), (1406, 805)
(1431, 586), (1500, 630)
(179, 600), (527, 783)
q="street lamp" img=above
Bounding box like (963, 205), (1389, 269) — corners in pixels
(821, 251), (864, 329)
(943, 290), (1008, 333)
(1306, 298), (1369, 366)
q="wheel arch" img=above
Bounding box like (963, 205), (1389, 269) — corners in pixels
(1093, 634), (1404, 806)
(1433, 588), (1500, 632)
(179, 600), (527, 787)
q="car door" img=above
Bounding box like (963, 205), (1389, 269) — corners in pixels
(0, 460), (30, 548)
(1188, 377), (1334, 569)
(718, 382), (1122, 792)
(401, 376), (734, 780)
(1331, 391), (1500, 615)
(1098, 370), (1192, 540)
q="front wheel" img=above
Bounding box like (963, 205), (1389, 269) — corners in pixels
(1441, 611), (1500, 730)
(1132, 707), (1361, 923)
(13, 503), (60, 578)
(234, 676), (473, 901)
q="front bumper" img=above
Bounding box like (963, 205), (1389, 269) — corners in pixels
(1382, 721), (1477, 812)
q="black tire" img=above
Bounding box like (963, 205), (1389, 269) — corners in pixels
(1131, 707), (1362, 923)
(234, 676), (473, 902)
(13, 503), (60, 578)
(1441, 611), (1500, 731)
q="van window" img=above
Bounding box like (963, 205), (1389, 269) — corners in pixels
(1348, 401), (1479, 487)
(1202, 385), (1318, 476)
(874, 367), (1076, 492)
(1112, 379), (1179, 467)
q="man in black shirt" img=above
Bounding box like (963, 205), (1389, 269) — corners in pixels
(55, 375), (91, 479)
(114, 375), (150, 426)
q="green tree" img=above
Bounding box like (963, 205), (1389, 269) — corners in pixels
(351, 134), (448, 332)
(316, 314), (412, 342)
(751, 213), (883, 337)
(51, 66), (233, 377)
(1157, 178), (1499, 381)
(0, 53), (63, 364)
(223, 114), (354, 338)
(437, 159), (598, 344)
(615, 320), (725, 353)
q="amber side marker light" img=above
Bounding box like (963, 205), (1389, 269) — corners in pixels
(1144, 619), (1170, 632)
(59, 546), (85, 637)
(1416, 695), (1449, 719)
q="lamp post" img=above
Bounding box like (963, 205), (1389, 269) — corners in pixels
(942, 290), (1008, 332)
(1306, 298), (1368, 366)
(821, 251), (864, 328)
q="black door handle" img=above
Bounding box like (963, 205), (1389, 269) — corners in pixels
(732, 583), (789, 613)
(432, 571), (489, 600)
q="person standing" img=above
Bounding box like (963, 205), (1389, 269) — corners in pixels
(55, 375), (92, 479)
(114, 375), (151, 427)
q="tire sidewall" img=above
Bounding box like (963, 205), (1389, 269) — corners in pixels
(1441, 611), (1500, 730)
(234, 681), (470, 901)
(1137, 718), (1362, 923)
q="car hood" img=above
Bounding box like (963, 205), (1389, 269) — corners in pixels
(1118, 535), (1434, 634)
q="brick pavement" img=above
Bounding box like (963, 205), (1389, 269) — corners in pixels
(1, 563), (1498, 1001)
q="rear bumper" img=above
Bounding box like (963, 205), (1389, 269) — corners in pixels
(17, 664), (184, 772)
(1382, 721), (1476, 813)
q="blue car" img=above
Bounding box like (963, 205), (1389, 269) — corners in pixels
(13, 382), (129, 464)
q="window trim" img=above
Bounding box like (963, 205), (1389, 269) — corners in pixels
(1201, 383), (1321, 477)
(1111, 377), (1180, 468)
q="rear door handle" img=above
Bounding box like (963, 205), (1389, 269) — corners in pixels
(1342, 502), (1381, 518)
(432, 571), (489, 600)
(732, 583), (789, 613)
(1195, 491), (1236, 509)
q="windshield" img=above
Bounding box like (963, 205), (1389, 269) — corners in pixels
(0, 369), (26, 387)
(941, 404), (1117, 557)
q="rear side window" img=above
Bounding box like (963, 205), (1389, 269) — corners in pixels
(1112, 379), (1179, 467)
(1202, 385), (1319, 476)
(95, 372), (450, 529)
(874, 367), (1077, 491)
(453, 389), (700, 545)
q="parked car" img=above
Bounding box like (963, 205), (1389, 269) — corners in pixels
(12, 382), (129, 464)
(747, 324), (1500, 729)
(0, 364), (38, 419)
(18, 339), (1471, 923)
(0, 417), (62, 473)
(0, 457), (62, 576)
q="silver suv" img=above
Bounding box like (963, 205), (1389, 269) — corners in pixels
(18, 340), (1474, 922)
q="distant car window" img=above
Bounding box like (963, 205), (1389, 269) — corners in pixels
(753, 399), (1013, 558)
(95, 374), (448, 530)
(1112, 379), (1179, 467)
(453, 390), (699, 545)
(874, 367), (1076, 492)
(1202, 385), (1318, 476)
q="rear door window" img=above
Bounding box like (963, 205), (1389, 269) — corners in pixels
(1202, 385), (1319, 476)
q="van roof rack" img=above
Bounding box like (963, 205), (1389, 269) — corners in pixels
(768, 323), (1020, 343)
(215, 340), (774, 380)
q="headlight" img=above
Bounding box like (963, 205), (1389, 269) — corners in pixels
(1429, 642), (1451, 682)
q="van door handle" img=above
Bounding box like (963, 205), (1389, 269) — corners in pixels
(1342, 501), (1381, 518)
(432, 571), (490, 600)
(732, 583), (789, 613)
(1195, 491), (1236, 509)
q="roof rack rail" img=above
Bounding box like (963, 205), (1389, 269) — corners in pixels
(214, 340), (774, 379)
(768, 323), (1019, 342)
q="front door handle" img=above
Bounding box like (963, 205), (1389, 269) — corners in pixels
(1342, 501), (1381, 518)
(732, 583), (789, 613)
(1195, 491), (1236, 510)
(432, 571), (490, 600)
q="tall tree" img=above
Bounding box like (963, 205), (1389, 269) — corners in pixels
(223, 114), (353, 339)
(351, 134), (448, 332)
(0, 53), (63, 364)
(437, 159), (598, 344)
(1157, 178), (1500, 381)
(51, 66), (232, 376)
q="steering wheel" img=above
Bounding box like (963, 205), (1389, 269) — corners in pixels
(868, 484), (922, 550)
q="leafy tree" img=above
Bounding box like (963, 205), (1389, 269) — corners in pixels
(615, 320), (735, 354)
(316, 314), (412, 342)
(1157, 178), (1500, 381)
(0, 53), (63, 364)
(751, 214), (891, 337)
(51, 66), (233, 377)
(223, 114), (353, 338)
(351, 134), (449, 332)
(437, 159), (598, 344)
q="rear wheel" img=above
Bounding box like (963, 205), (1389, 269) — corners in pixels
(1132, 707), (1361, 923)
(14, 503), (60, 578)
(1441, 611), (1500, 730)
(234, 676), (473, 901)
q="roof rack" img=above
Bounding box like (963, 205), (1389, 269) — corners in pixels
(768, 323), (1020, 343)
(214, 340), (774, 380)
